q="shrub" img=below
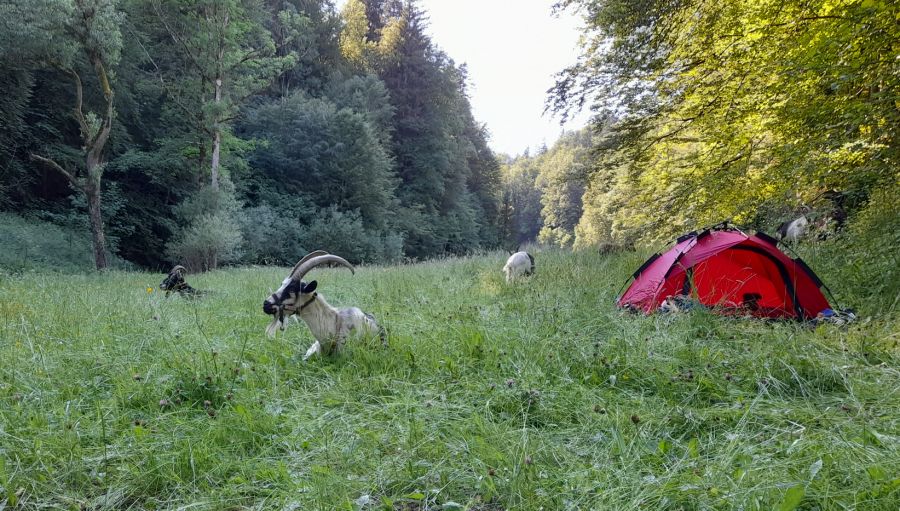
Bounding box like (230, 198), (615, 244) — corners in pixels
(794, 186), (900, 318)
(237, 204), (307, 265)
(236, 204), (403, 266)
(298, 206), (402, 265)
(823, 187), (900, 314)
(0, 213), (127, 272)
(166, 213), (243, 271)
(166, 185), (244, 270)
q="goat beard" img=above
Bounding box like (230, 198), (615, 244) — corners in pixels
(265, 317), (282, 338)
(265, 311), (299, 338)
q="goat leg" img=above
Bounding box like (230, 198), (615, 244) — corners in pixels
(303, 340), (322, 361)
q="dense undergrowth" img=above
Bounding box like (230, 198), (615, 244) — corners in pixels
(0, 250), (897, 509)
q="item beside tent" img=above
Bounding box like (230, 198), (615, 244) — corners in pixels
(813, 308), (857, 326)
(618, 224), (833, 320)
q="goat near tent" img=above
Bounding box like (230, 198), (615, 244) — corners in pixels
(618, 225), (832, 320)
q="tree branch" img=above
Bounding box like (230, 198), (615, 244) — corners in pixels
(30, 153), (79, 187)
(54, 65), (92, 141)
(125, 21), (207, 129)
(151, 0), (211, 82)
(88, 54), (114, 152)
(229, 46), (269, 72)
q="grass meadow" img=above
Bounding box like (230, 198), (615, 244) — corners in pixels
(0, 250), (898, 510)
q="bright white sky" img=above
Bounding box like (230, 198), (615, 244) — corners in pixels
(335, 0), (591, 156)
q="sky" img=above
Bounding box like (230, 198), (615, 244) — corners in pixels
(335, 0), (591, 156)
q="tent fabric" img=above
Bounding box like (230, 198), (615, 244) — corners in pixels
(618, 228), (831, 319)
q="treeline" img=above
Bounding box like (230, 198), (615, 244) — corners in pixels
(538, 0), (898, 247)
(500, 129), (592, 248)
(0, 0), (502, 270)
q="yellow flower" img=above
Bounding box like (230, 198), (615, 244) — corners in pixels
(147, 287), (153, 294)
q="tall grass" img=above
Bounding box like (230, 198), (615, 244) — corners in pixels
(0, 213), (129, 273)
(0, 250), (897, 509)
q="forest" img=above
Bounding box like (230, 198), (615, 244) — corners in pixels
(1, 0), (502, 271)
(1, 0), (897, 277)
(506, 0), (897, 310)
(0, 1), (898, 509)
(527, 0), (897, 249)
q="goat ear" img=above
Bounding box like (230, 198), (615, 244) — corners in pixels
(302, 280), (317, 294)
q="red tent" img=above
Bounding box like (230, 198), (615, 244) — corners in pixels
(618, 226), (831, 319)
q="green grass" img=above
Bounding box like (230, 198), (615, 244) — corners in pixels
(0, 250), (898, 510)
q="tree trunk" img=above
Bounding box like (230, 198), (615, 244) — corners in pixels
(31, 4), (116, 271)
(85, 184), (108, 270)
(210, 78), (222, 190)
(85, 105), (111, 270)
(211, 127), (221, 190)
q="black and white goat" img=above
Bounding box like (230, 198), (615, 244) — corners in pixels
(503, 250), (535, 283)
(262, 251), (384, 360)
(160, 265), (203, 297)
(776, 216), (809, 243)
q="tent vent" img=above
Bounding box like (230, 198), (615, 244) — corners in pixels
(676, 232), (697, 243)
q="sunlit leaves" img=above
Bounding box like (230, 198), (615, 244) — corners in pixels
(555, 0), (900, 241)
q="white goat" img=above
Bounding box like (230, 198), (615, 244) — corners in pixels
(777, 216), (809, 243)
(503, 251), (535, 283)
(263, 251), (384, 360)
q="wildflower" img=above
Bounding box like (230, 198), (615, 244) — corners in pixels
(146, 287), (153, 294)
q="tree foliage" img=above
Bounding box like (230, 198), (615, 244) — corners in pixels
(549, 0), (900, 243)
(499, 130), (593, 249)
(0, 0), (504, 269)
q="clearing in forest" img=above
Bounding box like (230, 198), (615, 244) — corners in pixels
(0, 251), (897, 509)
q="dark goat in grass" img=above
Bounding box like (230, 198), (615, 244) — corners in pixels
(160, 265), (203, 297)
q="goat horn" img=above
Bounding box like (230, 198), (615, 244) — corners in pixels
(171, 265), (187, 274)
(290, 254), (354, 282)
(290, 250), (329, 277)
